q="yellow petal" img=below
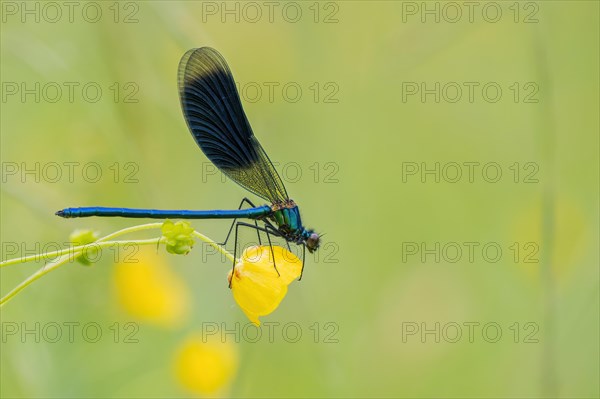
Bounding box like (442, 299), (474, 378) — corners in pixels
(174, 334), (238, 396)
(229, 246), (301, 325)
(113, 246), (190, 327)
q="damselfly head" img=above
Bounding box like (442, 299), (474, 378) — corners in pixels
(305, 231), (321, 253)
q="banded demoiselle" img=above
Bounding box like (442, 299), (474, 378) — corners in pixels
(56, 47), (320, 277)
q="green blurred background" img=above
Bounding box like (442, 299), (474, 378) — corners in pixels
(1, 1), (598, 397)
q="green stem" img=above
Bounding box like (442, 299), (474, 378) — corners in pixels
(97, 222), (163, 242)
(1, 255), (72, 307)
(0, 222), (235, 307)
(1, 238), (159, 268)
(0, 223), (164, 268)
(0, 238), (163, 307)
(192, 231), (235, 263)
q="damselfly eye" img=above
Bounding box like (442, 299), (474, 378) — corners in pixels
(306, 233), (320, 253)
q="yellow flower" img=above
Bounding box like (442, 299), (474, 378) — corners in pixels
(228, 245), (302, 325)
(174, 334), (238, 396)
(114, 246), (190, 327)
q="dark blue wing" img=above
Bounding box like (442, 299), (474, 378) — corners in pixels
(178, 47), (288, 203)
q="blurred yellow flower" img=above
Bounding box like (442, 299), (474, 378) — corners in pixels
(114, 246), (190, 326)
(174, 334), (238, 396)
(228, 245), (302, 325)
